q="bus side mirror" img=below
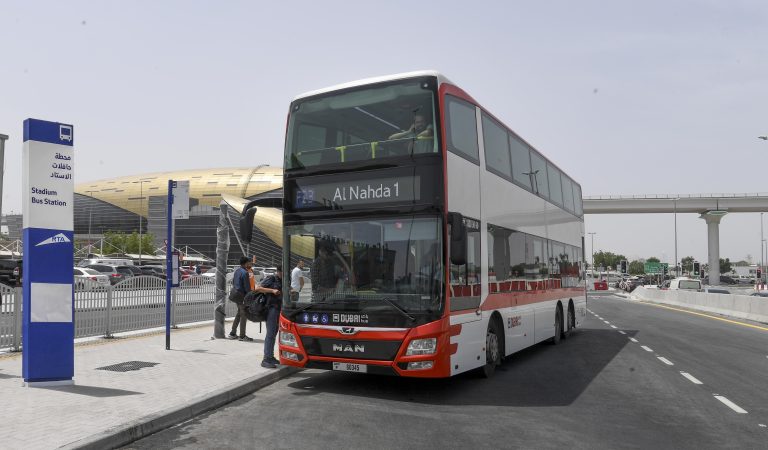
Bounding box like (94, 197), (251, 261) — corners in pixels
(448, 212), (467, 266)
(240, 207), (257, 242)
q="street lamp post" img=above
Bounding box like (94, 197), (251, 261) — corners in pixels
(85, 190), (98, 255)
(588, 232), (597, 276)
(134, 180), (149, 265)
(673, 197), (680, 277)
(0, 134), (8, 228)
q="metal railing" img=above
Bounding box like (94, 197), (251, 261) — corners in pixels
(0, 274), (238, 352)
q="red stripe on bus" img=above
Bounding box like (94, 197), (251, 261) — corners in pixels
(481, 288), (585, 310)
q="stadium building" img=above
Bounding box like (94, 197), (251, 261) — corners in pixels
(69, 166), (284, 265)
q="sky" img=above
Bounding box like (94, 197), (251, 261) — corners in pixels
(1, 0), (767, 265)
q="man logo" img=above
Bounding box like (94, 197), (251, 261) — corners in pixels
(332, 343), (365, 353)
(340, 327), (356, 335)
(36, 233), (71, 247)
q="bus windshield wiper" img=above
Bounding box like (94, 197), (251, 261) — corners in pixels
(371, 297), (416, 322)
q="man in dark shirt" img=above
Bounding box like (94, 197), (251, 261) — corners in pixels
(255, 264), (283, 368)
(229, 257), (253, 341)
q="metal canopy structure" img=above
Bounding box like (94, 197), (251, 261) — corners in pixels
(583, 193), (768, 285)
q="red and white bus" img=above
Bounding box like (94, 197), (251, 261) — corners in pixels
(278, 71), (586, 378)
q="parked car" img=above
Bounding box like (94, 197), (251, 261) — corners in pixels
(618, 276), (645, 292)
(703, 275), (738, 285)
(119, 265), (143, 277)
(86, 264), (129, 285)
(138, 265), (161, 277)
(78, 258), (134, 268)
(179, 268), (194, 281)
(143, 265), (167, 279)
(0, 259), (22, 286)
(737, 275), (754, 285)
(668, 278), (702, 291)
(73, 267), (110, 290)
(202, 267), (234, 278)
(702, 287), (730, 294)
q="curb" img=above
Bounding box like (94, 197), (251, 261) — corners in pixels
(635, 298), (768, 325)
(62, 366), (299, 450)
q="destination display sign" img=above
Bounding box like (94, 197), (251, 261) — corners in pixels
(293, 176), (421, 210)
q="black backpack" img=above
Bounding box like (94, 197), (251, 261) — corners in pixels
(243, 290), (268, 322)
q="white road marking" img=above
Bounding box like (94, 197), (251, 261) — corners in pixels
(680, 372), (703, 384)
(714, 395), (748, 414)
(618, 330), (626, 334)
(759, 424), (766, 428)
(610, 325), (618, 329)
(603, 320), (610, 324)
(657, 356), (674, 366)
(629, 337), (639, 343)
(641, 345), (653, 352)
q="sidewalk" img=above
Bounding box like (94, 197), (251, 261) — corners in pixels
(0, 321), (294, 449)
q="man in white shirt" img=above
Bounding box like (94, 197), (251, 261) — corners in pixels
(290, 260), (305, 302)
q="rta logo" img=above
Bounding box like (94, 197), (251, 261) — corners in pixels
(35, 233), (71, 247)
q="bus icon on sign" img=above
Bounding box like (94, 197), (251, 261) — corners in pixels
(59, 125), (72, 142)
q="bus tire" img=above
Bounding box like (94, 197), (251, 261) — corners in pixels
(482, 318), (503, 378)
(563, 302), (574, 339)
(552, 304), (563, 345)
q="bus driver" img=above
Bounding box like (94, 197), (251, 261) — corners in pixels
(388, 113), (434, 154)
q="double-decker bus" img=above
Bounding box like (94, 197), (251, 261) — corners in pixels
(278, 71), (586, 378)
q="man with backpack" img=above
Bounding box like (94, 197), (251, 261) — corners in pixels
(228, 257), (254, 341)
(253, 263), (283, 368)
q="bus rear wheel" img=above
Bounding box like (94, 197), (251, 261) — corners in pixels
(482, 319), (502, 378)
(552, 306), (563, 345)
(563, 304), (575, 339)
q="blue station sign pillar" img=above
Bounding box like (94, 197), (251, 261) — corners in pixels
(22, 118), (75, 386)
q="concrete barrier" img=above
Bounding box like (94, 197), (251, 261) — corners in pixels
(630, 287), (768, 324)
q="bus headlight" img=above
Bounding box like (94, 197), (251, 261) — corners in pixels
(406, 338), (437, 356)
(280, 331), (298, 348)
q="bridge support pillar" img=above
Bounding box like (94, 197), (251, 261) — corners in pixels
(699, 211), (727, 285)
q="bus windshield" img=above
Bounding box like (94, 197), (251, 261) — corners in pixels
(285, 78), (438, 169)
(284, 216), (442, 313)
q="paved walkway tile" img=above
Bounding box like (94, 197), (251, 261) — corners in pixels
(0, 321), (273, 449)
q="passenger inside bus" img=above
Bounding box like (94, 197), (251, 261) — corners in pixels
(387, 113), (434, 155)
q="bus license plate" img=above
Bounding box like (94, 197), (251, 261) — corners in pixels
(332, 362), (367, 373)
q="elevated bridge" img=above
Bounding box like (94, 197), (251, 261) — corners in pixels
(583, 193), (768, 284)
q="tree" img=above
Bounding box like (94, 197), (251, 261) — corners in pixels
(647, 256), (660, 263)
(719, 258), (732, 274)
(628, 260), (645, 275)
(103, 231), (156, 255)
(681, 256), (695, 273)
(593, 251), (627, 270)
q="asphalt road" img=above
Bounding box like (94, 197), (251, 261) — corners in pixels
(125, 293), (768, 449)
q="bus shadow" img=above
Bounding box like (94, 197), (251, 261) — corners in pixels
(286, 328), (637, 407)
